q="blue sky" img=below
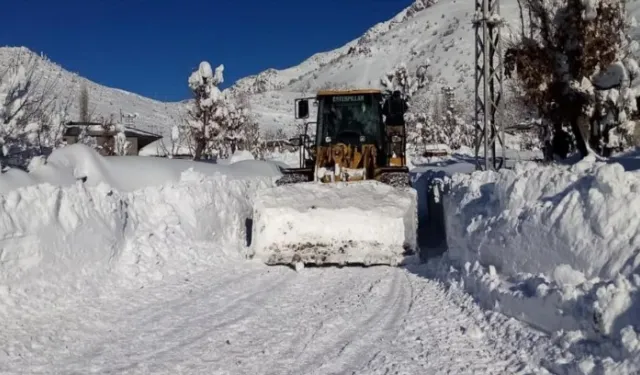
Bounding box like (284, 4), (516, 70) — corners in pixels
(3, 0), (411, 102)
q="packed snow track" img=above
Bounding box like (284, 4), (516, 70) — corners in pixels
(1, 264), (547, 375)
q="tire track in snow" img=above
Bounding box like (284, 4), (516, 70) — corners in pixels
(78, 269), (295, 373)
(0, 265), (293, 374)
(1, 265), (552, 375)
(288, 268), (413, 374)
(353, 272), (551, 375)
(192, 267), (407, 374)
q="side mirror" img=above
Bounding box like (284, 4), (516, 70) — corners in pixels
(296, 99), (309, 119)
(289, 137), (302, 147)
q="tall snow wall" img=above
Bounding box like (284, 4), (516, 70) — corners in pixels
(0, 145), (280, 312)
(443, 157), (640, 281)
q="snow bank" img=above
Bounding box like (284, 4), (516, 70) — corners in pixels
(228, 149), (254, 163)
(137, 139), (194, 157)
(0, 144), (281, 313)
(40, 144), (280, 192)
(264, 149), (300, 168)
(444, 155), (640, 280)
(251, 181), (417, 265)
(0, 182), (127, 311)
(215, 149), (257, 165)
(438, 155), (640, 373)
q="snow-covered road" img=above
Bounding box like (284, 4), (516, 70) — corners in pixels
(2, 264), (552, 375)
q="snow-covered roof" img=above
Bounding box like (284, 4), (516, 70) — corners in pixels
(64, 122), (163, 139)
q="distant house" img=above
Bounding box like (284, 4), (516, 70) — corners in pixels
(63, 121), (163, 156)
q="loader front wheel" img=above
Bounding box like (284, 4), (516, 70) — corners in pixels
(378, 172), (411, 188)
(276, 173), (311, 186)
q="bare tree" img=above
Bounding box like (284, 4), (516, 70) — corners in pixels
(505, 0), (632, 158)
(240, 120), (265, 159)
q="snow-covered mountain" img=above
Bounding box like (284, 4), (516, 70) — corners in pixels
(233, 0), (524, 134)
(2, 0), (516, 139)
(0, 47), (185, 139)
(236, 0), (640, 136)
(5, 0), (640, 139)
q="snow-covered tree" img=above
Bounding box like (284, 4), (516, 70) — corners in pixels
(439, 86), (472, 149)
(36, 100), (70, 152)
(0, 53), (63, 168)
(241, 120), (265, 159)
(113, 123), (131, 155)
(380, 61), (430, 101)
(380, 62), (432, 153)
(76, 124), (96, 148)
(218, 101), (249, 158)
(187, 61), (226, 160)
(380, 62), (472, 152)
(187, 61), (254, 160)
(406, 88), (472, 151)
(505, 0), (635, 158)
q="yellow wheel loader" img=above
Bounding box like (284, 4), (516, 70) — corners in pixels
(251, 89), (418, 268)
(278, 89), (411, 186)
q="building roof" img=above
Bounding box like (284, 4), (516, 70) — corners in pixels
(64, 121), (162, 139)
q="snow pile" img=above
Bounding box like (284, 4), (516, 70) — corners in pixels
(216, 149), (256, 165)
(137, 138), (195, 157)
(228, 149), (254, 163)
(0, 181), (128, 314)
(251, 181), (418, 265)
(118, 169), (273, 283)
(445, 156), (640, 280)
(0, 144), (281, 313)
(264, 149), (300, 168)
(438, 156), (640, 372)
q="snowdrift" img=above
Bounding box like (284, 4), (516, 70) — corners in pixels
(439, 155), (640, 372)
(444, 156), (640, 280)
(0, 144), (281, 312)
(251, 181), (418, 265)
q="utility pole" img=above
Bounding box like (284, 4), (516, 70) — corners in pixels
(473, 0), (505, 170)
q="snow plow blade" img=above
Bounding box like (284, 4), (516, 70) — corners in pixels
(250, 180), (418, 266)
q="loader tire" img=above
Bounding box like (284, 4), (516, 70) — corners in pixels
(276, 173), (310, 186)
(379, 172), (411, 188)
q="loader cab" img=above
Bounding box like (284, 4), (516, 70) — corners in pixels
(292, 89), (408, 182)
(296, 89), (386, 150)
(315, 91), (384, 148)
(295, 90), (409, 167)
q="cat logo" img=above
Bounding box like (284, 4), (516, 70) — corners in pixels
(333, 95), (364, 102)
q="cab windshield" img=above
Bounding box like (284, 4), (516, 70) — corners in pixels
(317, 94), (382, 145)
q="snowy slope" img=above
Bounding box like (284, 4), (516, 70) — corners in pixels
(232, 0), (525, 134)
(236, 0), (640, 137)
(0, 47), (185, 139)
